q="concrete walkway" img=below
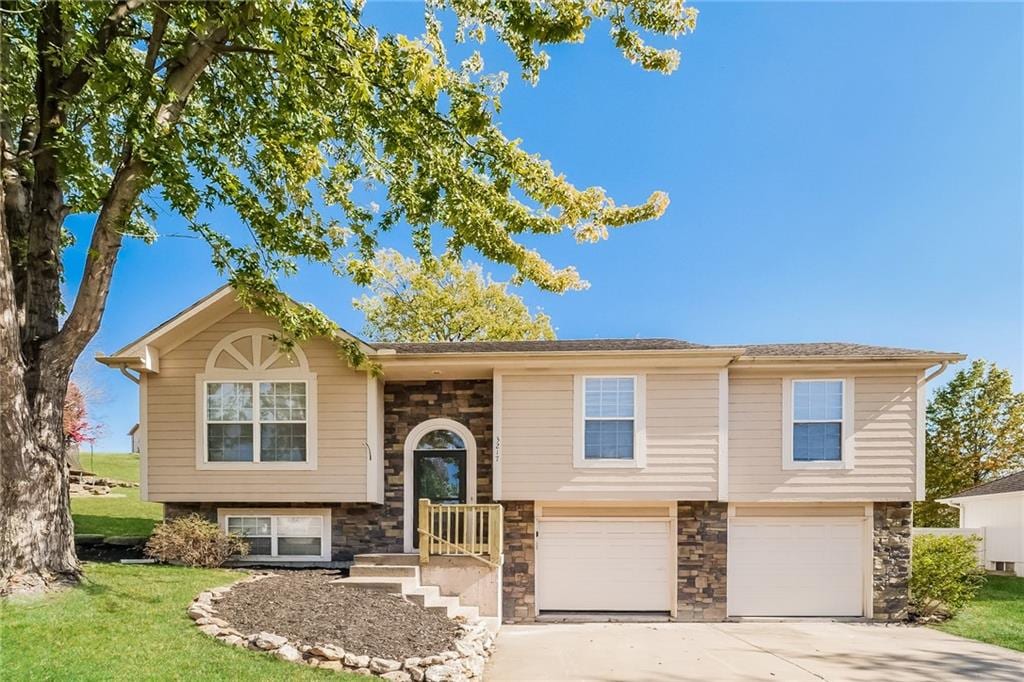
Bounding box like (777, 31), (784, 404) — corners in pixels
(485, 622), (1024, 681)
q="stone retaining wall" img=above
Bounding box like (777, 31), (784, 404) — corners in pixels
(188, 575), (494, 680)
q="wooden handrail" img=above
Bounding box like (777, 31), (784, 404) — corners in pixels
(418, 499), (503, 568)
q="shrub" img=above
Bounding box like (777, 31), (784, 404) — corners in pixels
(144, 514), (248, 568)
(911, 533), (986, 618)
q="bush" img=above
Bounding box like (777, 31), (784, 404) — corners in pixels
(144, 514), (248, 567)
(911, 533), (986, 618)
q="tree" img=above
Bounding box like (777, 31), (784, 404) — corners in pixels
(354, 249), (555, 342)
(0, 1), (698, 592)
(915, 360), (1024, 527)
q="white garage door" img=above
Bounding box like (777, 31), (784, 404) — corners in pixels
(728, 517), (866, 617)
(537, 518), (673, 612)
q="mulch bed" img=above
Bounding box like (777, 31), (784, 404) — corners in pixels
(214, 570), (461, 660)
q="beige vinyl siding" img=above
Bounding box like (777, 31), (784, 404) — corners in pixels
(728, 375), (918, 501)
(500, 372), (719, 501)
(147, 308), (368, 502)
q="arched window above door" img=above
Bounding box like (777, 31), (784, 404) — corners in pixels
(415, 429), (466, 451)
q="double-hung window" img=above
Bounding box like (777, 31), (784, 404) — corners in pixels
(575, 375), (646, 468)
(205, 381), (308, 464)
(224, 511), (329, 561)
(785, 378), (853, 468)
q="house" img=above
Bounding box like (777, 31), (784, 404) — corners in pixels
(939, 471), (1024, 577)
(128, 423), (141, 453)
(97, 285), (965, 623)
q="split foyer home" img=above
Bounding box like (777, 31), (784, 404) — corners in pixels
(98, 285), (965, 623)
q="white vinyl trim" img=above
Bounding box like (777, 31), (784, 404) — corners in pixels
(916, 371), (926, 501)
(218, 507), (331, 562)
(781, 377), (855, 470)
(366, 375), (383, 503)
(493, 371), (503, 500)
(572, 374), (647, 469)
(402, 418), (478, 553)
(718, 368), (729, 501)
(139, 373), (149, 500)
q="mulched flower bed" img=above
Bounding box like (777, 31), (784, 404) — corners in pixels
(214, 570), (461, 660)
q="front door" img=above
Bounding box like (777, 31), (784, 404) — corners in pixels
(412, 448), (467, 548)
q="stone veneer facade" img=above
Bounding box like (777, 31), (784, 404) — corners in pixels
(167, 379), (494, 563)
(872, 501), (912, 620)
(674, 501), (728, 622)
(500, 501), (536, 623)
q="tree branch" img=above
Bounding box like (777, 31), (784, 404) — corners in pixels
(59, 0), (148, 99)
(44, 9), (241, 366)
(143, 3), (169, 74)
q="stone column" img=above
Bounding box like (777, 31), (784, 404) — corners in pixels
(873, 501), (912, 620)
(675, 501), (728, 622)
(501, 501), (536, 623)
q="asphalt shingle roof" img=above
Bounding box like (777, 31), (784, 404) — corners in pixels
(373, 339), (955, 358)
(374, 339), (708, 353)
(948, 471), (1024, 499)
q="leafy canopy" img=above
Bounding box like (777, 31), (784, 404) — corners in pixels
(3, 0), (697, 360)
(915, 359), (1024, 527)
(354, 249), (555, 342)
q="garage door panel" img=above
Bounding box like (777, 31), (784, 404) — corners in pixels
(728, 517), (866, 617)
(538, 518), (673, 612)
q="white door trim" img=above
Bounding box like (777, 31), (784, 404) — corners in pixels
(403, 418), (477, 553)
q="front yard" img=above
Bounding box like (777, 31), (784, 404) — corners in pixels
(934, 575), (1024, 652)
(70, 453), (163, 537)
(0, 563), (357, 681)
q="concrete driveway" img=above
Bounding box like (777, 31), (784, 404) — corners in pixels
(485, 622), (1024, 681)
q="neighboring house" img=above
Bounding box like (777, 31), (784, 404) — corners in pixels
(128, 423), (141, 453)
(939, 471), (1024, 577)
(97, 285), (964, 623)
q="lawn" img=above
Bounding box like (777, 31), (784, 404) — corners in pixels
(71, 453), (163, 537)
(0, 563), (359, 681)
(934, 575), (1024, 652)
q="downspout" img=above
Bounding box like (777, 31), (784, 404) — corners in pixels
(921, 360), (950, 386)
(119, 366), (141, 384)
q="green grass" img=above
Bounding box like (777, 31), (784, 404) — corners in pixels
(934, 575), (1024, 652)
(78, 452), (141, 483)
(71, 452), (163, 537)
(0, 563), (359, 681)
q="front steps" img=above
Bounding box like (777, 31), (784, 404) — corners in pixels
(334, 554), (498, 630)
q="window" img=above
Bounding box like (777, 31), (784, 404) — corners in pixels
(574, 375), (645, 467)
(205, 381), (307, 463)
(224, 512), (328, 560)
(785, 378), (853, 468)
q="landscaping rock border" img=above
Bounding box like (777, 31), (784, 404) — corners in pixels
(188, 574), (496, 681)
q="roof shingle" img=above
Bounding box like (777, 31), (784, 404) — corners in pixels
(947, 471), (1024, 499)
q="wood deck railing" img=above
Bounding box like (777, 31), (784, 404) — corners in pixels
(418, 499), (503, 568)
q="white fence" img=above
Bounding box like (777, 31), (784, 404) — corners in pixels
(913, 527), (986, 566)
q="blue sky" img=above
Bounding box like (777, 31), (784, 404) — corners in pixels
(66, 2), (1023, 451)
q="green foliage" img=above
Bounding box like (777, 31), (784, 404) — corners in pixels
(910, 533), (986, 618)
(354, 249), (555, 342)
(0, 563), (353, 679)
(4, 1), (698, 361)
(915, 360), (1024, 527)
(145, 515), (248, 568)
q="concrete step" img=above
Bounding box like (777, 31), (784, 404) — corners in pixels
(330, 576), (417, 594)
(449, 604), (480, 621)
(353, 553), (420, 567)
(404, 585), (441, 605)
(349, 564), (419, 579)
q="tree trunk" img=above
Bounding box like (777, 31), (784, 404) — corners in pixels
(0, 181), (79, 595)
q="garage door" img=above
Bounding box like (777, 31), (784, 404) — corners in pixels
(537, 518), (673, 612)
(728, 517), (866, 617)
